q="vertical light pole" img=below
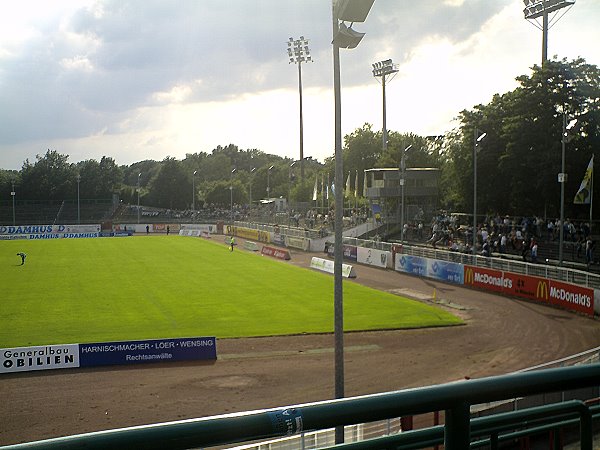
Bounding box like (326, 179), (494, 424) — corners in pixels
(289, 161), (297, 220)
(473, 129), (486, 256)
(76, 174), (81, 224)
(267, 165), (274, 200)
(11, 181), (16, 226)
(192, 170), (197, 213)
(249, 167), (256, 213)
(230, 168), (237, 226)
(332, 0), (374, 443)
(400, 144), (412, 243)
(137, 173), (141, 224)
(559, 113), (578, 265)
(287, 37), (312, 181)
(372, 59), (398, 153)
(522, 0), (575, 66)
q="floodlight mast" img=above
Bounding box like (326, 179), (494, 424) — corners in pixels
(332, 0), (374, 444)
(372, 59), (399, 152)
(522, 0), (575, 66)
(287, 37), (312, 181)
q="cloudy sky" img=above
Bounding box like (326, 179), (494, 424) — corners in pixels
(1, 0), (598, 170)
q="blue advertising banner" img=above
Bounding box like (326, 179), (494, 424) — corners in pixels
(395, 254), (428, 277)
(79, 337), (216, 367)
(395, 254), (464, 284)
(428, 260), (464, 284)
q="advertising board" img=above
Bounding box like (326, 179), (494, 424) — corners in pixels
(261, 246), (291, 260)
(79, 337), (216, 367)
(1, 344), (80, 373)
(395, 254), (463, 284)
(310, 257), (356, 278)
(357, 247), (390, 269)
(1, 337), (217, 374)
(464, 265), (594, 316)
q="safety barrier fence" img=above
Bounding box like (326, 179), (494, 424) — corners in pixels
(1, 364), (598, 450)
(342, 237), (600, 290)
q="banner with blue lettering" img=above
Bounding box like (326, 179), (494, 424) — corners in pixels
(79, 337), (216, 367)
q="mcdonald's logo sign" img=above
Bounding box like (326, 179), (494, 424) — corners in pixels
(465, 268), (474, 285)
(536, 280), (549, 300)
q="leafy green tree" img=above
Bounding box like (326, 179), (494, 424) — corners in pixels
(445, 57), (600, 218)
(19, 150), (77, 201)
(146, 157), (190, 209)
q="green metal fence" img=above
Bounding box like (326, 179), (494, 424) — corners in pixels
(2, 364), (599, 450)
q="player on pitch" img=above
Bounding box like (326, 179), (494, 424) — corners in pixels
(16, 252), (26, 265)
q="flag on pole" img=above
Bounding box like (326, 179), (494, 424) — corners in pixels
(354, 170), (359, 197)
(363, 170), (367, 197)
(345, 172), (351, 197)
(312, 175), (318, 201)
(326, 173), (330, 200)
(574, 155), (594, 204)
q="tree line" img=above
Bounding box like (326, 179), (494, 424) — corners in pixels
(1, 58), (598, 220)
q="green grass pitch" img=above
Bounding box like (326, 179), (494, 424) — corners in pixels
(0, 236), (462, 347)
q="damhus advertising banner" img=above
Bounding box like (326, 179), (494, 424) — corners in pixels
(0, 224), (100, 240)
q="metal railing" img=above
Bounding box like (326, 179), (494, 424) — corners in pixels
(342, 236), (600, 290)
(2, 364), (598, 450)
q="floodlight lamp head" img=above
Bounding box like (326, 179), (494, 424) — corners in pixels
(193, 170), (197, 175)
(404, 144), (412, 152)
(334, 21), (365, 49)
(476, 132), (487, 142)
(269, 165), (274, 170)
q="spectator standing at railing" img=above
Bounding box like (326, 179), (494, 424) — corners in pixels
(531, 239), (538, 264)
(586, 236), (594, 268)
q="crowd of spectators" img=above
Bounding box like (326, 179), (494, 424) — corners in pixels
(409, 212), (595, 267)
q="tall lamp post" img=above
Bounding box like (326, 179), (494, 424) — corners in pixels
(267, 165), (274, 201)
(249, 167), (256, 213)
(473, 129), (487, 256)
(11, 181), (16, 226)
(332, 0), (374, 443)
(400, 144), (412, 243)
(137, 173), (141, 224)
(372, 59), (398, 153)
(287, 36), (312, 181)
(523, 0), (575, 66)
(559, 113), (578, 265)
(230, 168), (237, 226)
(76, 174), (81, 224)
(192, 170), (197, 212)
(289, 161), (297, 217)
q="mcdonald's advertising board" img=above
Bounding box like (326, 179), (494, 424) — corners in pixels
(464, 266), (594, 316)
(463, 266), (506, 293)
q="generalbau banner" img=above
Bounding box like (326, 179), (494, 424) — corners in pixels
(1, 337), (216, 374)
(464, 266), (594, 316)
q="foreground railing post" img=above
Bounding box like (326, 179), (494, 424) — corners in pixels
(444, 401), (470, 450)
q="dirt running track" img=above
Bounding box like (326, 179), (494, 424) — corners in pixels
(2, 245), (599, 446)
